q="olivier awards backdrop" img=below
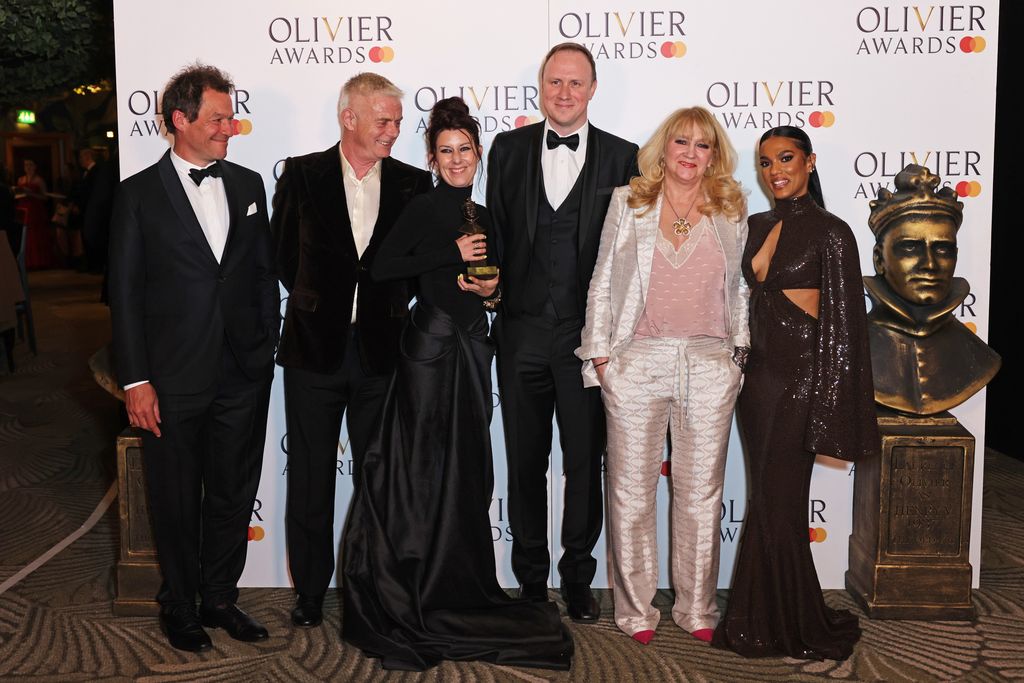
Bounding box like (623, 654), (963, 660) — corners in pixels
(112, 0), (999, 589)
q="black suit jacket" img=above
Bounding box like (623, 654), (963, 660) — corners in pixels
(486, 121), (638, 317)
(271, 145), (432, 374)
(109, 151), (278, 394)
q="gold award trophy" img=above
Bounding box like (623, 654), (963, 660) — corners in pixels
(459, 197), (497, 280)
(846, 164), (1000, 620)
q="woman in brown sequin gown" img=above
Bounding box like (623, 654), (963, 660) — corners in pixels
(712, 127), (879, 660)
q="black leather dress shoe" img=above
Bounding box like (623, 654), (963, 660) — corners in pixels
(562, 583), (600, 623)
(519, 582), (550, 602)
(291, 593), (324, 627)
(159, 606), (212, 652)
(199, 603), (269, 642)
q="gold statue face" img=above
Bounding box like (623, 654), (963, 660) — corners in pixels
(874, 216), (958, 305)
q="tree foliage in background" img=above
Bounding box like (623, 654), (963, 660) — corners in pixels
(0, 0), (114, 112)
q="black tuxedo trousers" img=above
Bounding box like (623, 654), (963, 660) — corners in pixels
(141, 347), (271, 608)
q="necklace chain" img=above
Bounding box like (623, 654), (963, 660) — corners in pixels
(665, 192), (700, 237)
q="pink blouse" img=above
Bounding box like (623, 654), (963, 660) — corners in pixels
(633, 216), (728, 339)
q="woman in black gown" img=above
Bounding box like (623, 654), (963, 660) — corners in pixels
(712, 127), (879, 660)
(341, 97), (573, 672)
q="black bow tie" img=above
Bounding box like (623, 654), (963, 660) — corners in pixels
(188, 163), (223, 186)
(546, 130), (580, 151)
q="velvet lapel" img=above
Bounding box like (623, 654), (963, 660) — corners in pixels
(636, 193), (661, 307)
(157, 151), (219, 269)
(525, 124), (543, 245)
(309, 144), (357, 258)
(577, 123), (601, 258)
(364, 156), (407, 257)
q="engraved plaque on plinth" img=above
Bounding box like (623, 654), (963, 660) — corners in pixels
(846, 409), (975, 620)
(113, 429), (161, 615)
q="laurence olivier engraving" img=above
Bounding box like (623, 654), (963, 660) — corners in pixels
(865, 163), (1000, 415)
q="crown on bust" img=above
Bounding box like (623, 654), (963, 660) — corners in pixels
(868, 164), (964, 237)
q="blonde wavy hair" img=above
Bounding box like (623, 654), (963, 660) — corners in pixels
(628, 106), (745, 222)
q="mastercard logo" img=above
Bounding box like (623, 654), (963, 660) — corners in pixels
(368, 46), (395, 63)
(965, 321), (977, 334)
(232, 119), (253, 136)
(955, 180), (982, 198)
(661, 461), (671, 477)
(808, 111), (836, 128)
(247, 526), (266, 542)
(514, 115), (540, 128)
(960, 36), (986, 53)
(808, 527), (827, 543)
(660, 41), (686, 58)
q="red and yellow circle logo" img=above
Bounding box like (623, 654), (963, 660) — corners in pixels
(514, 115), (540, 128)
(960, 36), (986, 53)
(809, 527), (828, 543)
(660, 41), (686, 58)
(232, 119), (253, 135)
(368, 46), (395, 63)
(808, 111), (836, 128)
(955, 180), (982, 198)
(248, 526), (265, 541)
(965, 321), (978, 334)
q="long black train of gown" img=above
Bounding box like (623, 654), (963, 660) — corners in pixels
(341, 180), (573, 671)
(712, 193), (880, 660)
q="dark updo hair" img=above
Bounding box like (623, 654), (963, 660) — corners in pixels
(425, 97), (482, 168)
(759, 126), (825, 209)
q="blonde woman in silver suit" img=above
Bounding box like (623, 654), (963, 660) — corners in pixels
(577, 107), (748, 646)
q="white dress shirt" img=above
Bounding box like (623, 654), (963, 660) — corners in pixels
(541, 121), (589, 210)
(340, 146), (382, 323)
(170, 150), (230, 263)
(125, 151), (231, 391)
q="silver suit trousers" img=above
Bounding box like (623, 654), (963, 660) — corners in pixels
(602, 335), (741, 636)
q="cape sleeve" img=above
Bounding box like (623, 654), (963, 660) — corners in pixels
(805, 217), (881, 461)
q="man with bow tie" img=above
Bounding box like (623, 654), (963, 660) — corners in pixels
(109, 64), (278, 653)
(486, 43), (638, 622)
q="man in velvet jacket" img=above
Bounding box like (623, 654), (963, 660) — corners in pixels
(271, 73), (432, 628)
(109, 64), (278, 652)
(486, 43), (638, 622)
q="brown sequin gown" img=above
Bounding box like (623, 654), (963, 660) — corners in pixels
(712, 193), (880, 660)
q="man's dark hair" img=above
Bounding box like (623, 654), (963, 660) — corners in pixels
(161, 63), (234, 134)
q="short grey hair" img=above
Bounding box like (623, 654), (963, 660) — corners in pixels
(337, 72), (403, 115)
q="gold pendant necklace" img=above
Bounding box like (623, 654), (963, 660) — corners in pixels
(666, 191), (700, 238)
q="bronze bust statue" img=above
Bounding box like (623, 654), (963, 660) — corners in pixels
(865, 164), (1000, 415)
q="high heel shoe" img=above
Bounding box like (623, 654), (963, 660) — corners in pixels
(690, 628), (714, 642)
(632, 629), (655, 645)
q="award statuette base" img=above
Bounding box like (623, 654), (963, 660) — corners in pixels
(845, 408), (976, 620)
(112, 429), (161, 615)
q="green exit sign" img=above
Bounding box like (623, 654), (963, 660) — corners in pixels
(16, 110), (36, 124)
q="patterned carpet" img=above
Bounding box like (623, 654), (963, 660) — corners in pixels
(1, 271), (1022, 682)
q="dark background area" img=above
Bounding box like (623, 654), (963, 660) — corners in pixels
(983, 1), (1015, 458)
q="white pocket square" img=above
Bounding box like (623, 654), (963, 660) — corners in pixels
(246, 202), (258, 216)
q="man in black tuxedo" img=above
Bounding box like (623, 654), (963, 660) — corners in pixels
(271, 73), (432, 627)
(487, 43), (638, 622)
(109, 65), (278, 652)
(78, 147), (117, 275)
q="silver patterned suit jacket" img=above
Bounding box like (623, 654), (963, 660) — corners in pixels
(577, 185), (750, 388)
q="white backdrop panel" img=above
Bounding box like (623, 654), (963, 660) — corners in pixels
(112, 0), (999, 589)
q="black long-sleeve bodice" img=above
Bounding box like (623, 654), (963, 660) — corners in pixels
(372, 181), (493, 329)
(742, 194), (880, 462)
